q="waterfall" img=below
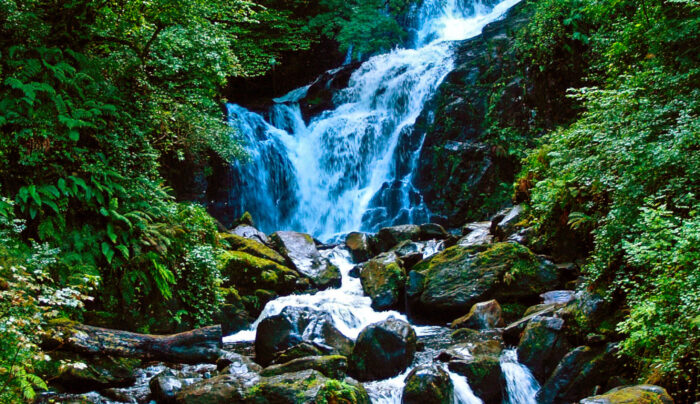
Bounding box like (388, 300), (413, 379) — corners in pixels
(220, 0), (521, 239)
(500, 349), (541, 404)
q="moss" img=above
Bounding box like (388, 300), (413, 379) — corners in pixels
(219, 250), (300, 294)
(220, 233), (286, 265)
(316, 379), (363, 404)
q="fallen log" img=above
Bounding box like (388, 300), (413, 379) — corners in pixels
(43, 322), (223, 364)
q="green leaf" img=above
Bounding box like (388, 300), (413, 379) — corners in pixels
(107, 222), (118, 243)
(101, 242), (114, 263)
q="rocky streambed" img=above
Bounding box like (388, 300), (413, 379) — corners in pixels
(38, 206), (675, 403)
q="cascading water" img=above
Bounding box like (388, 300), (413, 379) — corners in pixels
(501, 349), (541, 404)
(222, 0), (522, 240)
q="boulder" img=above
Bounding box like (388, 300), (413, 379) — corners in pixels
(517, 316), (570, 383)
(502, 305), (558, 345)
(222, 233), (287, 265)
(402, 365), (453, 404)
(377, 224), (422, 251)
(261, 355), (347, 379)
(216, 351), (262, 374)
(230, 224), (269, 245)
(271, 342), (324, 365)
(579, 385), (673, 404)
(217, 287), (253, 335)
(407, 243), (560, 321)
(491, 205), (524, 241)
(537, 345), (620, 404)
(149, 369), (184, 404)
(458, 221), (493, 247)
(451, 299), (504, 330)
(359, 252), (406, 311)
(246, 369), (370, 404)
(271, 231), (342, 289)
(348, 318), (417, 381)
(448, 355), (504, 403)
(418, 223), (449, 240)
(174, 373), (249, 404)
(53, 355), (138, 393)
(255, 306), (353, 366)
(219, 251), (305, 299)
(391, 240), (425, 270)
(345, 232), (374, 263)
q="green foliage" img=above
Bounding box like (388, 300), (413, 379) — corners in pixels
(516, 0), (700, 394)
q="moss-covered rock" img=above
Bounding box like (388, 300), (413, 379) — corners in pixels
(51, 355), (140, 393)
(407, 243), (560, 321)
(316, 378), (371, 404)
(222, 233), (287, 265)
(217, 287), (253, 334)
(448, 355), (503, 403)
(261, 355), (347, 379)
(271, 342), (324, 365)
(579, 385), (673, 404)
(517, 316), (571, 383)
(175, 373), (251, 404)
(219, 251), (305, 298)
(348, 318), (417, 381)
(359, 252), (406, 311)
(402, 365), (453, 404)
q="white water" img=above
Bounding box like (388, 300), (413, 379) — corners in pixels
(501, 349), (541, 404)
(224, 0), (522, 239)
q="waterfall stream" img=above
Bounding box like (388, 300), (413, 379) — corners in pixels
(221, 0), (521, 240)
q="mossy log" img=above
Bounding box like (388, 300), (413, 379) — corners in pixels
(43, 322), (222, 364)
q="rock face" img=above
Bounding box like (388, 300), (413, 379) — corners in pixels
(451, 299), (504, 330)
(517, 316), (570, 383)
(359, 252), (406, 311)
(402, 365), (453, 404)
(407, 243), (560, 321)
(255, 306), (353, 366)
(579, 385), (674, 404)
(271, 231), (341, 289)
(345, 232), (374, 263)
(537, 345), (620, 404)
(348, 318), (417, 381)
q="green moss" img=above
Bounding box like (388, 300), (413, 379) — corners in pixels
(221, 233), (286, 265)
(219, 250), (299, 293)
(316, 379), (361, 404)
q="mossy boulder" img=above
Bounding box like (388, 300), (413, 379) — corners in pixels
(407, 243), (560, 321)
(245, 369), (363, 404)
(220, 251), (305, 297)
(175, 373), (250, 404)
(537, 344), (621, 404)
(271, 342), (324, 365)
(231, 224), (270, 245)
(52, 355), (139, 393)
(517, 316), (571, 383)
(255, 306), (353, 366)
(261, 355), (347, 379)
(222, 233), (287, 265)
(348, 318), (417, 381)
(451, 299), (504, 330)
(448, 355), (503, 403)
(316, 378), (371, 404)
(359, 252), (406, 311)
(579, 385), (673, 404)
(402, 365), (453, 404)
(217, 287), (253, 334)
(271, 231), (341, 289)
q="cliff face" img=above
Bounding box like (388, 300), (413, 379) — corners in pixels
(412, 1), (536, 227)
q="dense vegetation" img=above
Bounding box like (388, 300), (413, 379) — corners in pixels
(511, 0), (699, 399)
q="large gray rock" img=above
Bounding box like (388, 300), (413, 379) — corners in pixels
(271, 231), (341, 289)
(348, 318), (417, 381)
(579, 385), (673, 404)
(359, 252), (406, 311)
(402, 365), (454, 404)
(407, 243), (560, 321)
(517, 316), (570, 383)
(255, 306), (353, 366)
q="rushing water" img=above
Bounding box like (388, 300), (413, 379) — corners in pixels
(221, 0), (522, 239)
(501, 349), (541, 404)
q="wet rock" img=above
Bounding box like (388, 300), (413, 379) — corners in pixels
(217, 287), (253, 335)
(448, 355), (503, 403)
(216, 351), (262, 374)
(377, 224), (422, 251)
(517, 316), (570, 383)
(174, 373), (252, 403)
(491, 205), (524, 241)
(407, 243), (560, 321)
(579, 385), (673, 404)
(418, 223), (449, 240)
(219, 251), (306, 300)
(359, 252), (406, 311)
(402, 365), (453, 404)
(299, 63), (359, 122)
(502, 305), (558, 346)
(230, 224), (269, 245)
(245, 369), (349, 403)
(149, 369), (183, 404)
(255, 306), (353, 366)
(348, 318), (417, 381)
(345, 232), (374, 263)
(271, 342), (324, 365)
(261, 355), (347, 379)
(53, 356), (138, 393)
(451, 299), (504, 330)
(537, 344), (621, 404)
(271, 231), (342, 289)
(458, 221), (493, 247)
(541, 290), (576, 305)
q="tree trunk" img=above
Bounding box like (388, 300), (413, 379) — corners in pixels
(43, 322), (223, 364)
